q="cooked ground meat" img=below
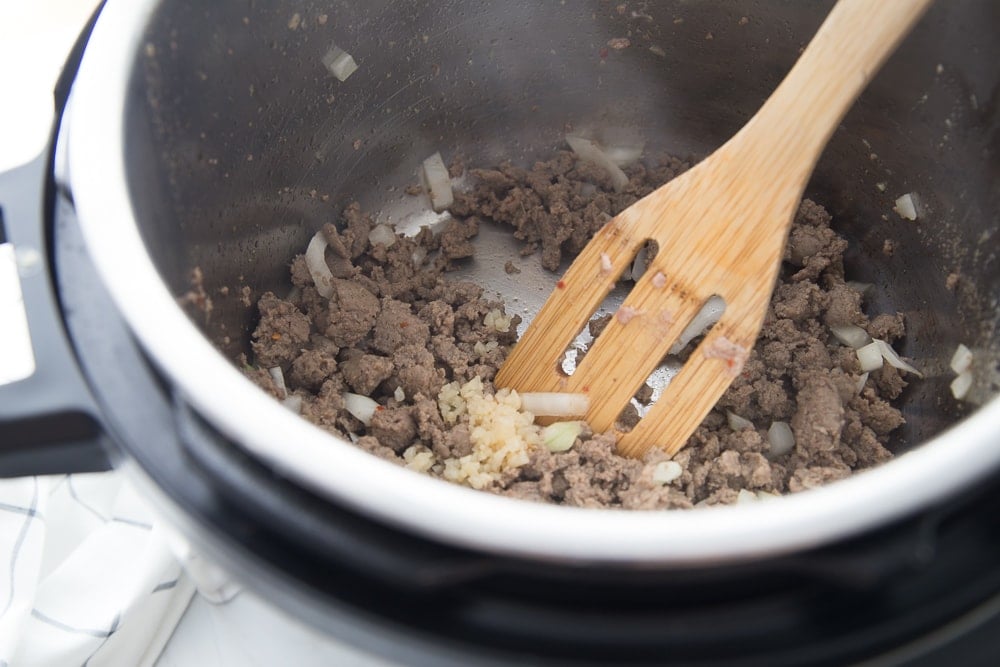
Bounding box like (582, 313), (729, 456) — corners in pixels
(370, 406), (418, 454)
(243, 149), (912, 509)
(324, 278), (380, 346)
(250, 293), (311, 367)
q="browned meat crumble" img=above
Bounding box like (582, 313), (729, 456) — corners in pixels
(244, 150), (909, 509)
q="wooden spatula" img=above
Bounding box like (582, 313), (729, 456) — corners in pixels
(496, 0), (933, 458)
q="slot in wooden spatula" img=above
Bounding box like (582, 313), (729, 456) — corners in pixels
(496, 0), (932, 458)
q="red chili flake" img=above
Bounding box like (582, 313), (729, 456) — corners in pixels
(599, 47), (609, 59)
(400, 320), (410, 328)
(375, 405), (386, 412)
(556, 280), (567, 289)
(582, 385), (591, 393)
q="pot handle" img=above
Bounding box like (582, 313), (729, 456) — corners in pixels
(0, 151), (110, 476)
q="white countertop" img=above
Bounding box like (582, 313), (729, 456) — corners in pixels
(0, 0), (100, 173)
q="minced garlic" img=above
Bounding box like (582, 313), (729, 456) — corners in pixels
(483, 309), (512, 333)
(435, 376), (542, 489)
(402, 445), (436, 473)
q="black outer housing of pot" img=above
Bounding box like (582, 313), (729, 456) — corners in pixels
(0, 4), (111, 477)
(54, 184), (1000, 666)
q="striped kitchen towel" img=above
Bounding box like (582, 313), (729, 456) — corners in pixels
(0, 473), (195, 666)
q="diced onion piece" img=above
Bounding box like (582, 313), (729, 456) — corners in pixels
(519, 392), (590, 417)
(542, 421), (584, 452)
(268, 366), (287, 398)
(846, 281), (874, 296)
(343, 392), (379, 426)
(756, 490), (780, 501)
(594, 127), (645, 166)
(422, 152), (454, 212)
(652, 461), (683, 484)
(874, 338), (923, 377)
(283, 395), (303, 414)
(950, 370), (973, 400)
(305, 231), (335, 298)
(670, 295), (726, 353)
(565, 135), (629, 192)
(726, 410), (754, 431)
(368, 224), (397, 248)
(856, 372), (869, 394)
(736, 489), (758, 504)
(830, 324), (871, 349)
(322, 45), (358, 81)
(856, 341), (884, 372)
(949, 343), (973, 374)
(767, 421), (795, 457)
(630, 243), (649, 281)
(394, 386), (406, 402)
(893, 193), (918, 220)
(411, 246), (428, 268)
(603, 143), (645, 167)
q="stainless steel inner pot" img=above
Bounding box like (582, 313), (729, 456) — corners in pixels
(66, 0), (1000, 563)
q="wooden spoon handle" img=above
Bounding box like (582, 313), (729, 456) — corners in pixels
(498, 0), (934, 459)
(733, 0), (934, 178)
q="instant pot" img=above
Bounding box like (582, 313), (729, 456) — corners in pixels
(1, 1), (999, 664)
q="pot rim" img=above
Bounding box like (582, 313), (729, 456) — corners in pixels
(67, 0), (1000, 565)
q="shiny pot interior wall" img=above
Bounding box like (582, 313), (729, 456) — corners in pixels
(125, 0), (999, 450)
